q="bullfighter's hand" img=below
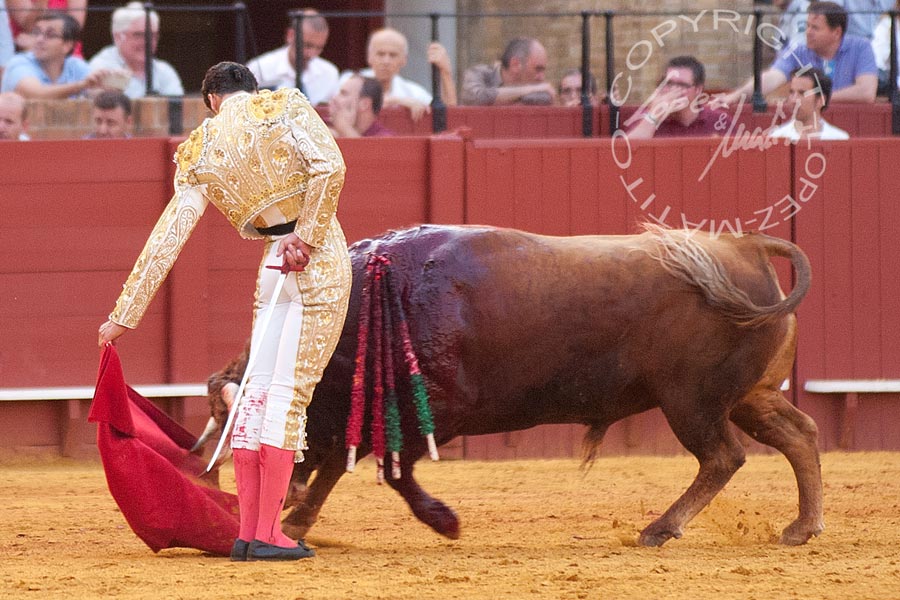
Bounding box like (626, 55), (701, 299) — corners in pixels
(98, 320), (128, 348)
(277, 232), (312, 270)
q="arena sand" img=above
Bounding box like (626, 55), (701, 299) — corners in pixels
(2, 452), (899, 599)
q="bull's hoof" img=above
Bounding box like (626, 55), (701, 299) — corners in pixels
(281, 510), (315, 540)
(416, 500), (461, 539)
(779, 519), (824, 546)
(638, 524), (682, 547)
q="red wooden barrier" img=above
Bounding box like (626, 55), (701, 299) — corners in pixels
(794, 139), (900, 450)
(2, 133), (899, 458)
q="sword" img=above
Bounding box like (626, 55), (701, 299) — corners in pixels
(205, 260), (302, 473)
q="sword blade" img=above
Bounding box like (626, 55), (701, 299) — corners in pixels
(205, 269), (290, 473)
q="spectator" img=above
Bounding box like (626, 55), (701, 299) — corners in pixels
(246, 8), (338, 106)
(769, 68), (849, 139)
(871, 2), (900, 94)
(87, 2), (183, 98)
(840, 1), (894, 39)
(626, 55), (731, 139)
(777, 1), (891, 47)
(717, 1), (878, 106)
(558, 68), (600, 107)
(1, 10), (112, 98)
(1, 1), (15, 78)
(343, 27), (456, 121)
(85, 89), (131, 138)
(7, 0), (86, 55)
(0, 90), (28, 139)
(327, 74), (393, 137)
(461, 37), (555, 106)
(775, 0), (811, 49)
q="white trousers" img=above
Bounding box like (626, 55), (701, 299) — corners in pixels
(231, 222), (351, 460)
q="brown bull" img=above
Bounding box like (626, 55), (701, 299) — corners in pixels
(199, 224), (823, 547)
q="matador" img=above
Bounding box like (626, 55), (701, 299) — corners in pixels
(97, 62), (352, 561)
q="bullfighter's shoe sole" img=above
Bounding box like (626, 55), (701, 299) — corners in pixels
(247, 539), (316, 560)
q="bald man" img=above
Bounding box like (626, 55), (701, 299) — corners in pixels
(0, 91), (29, 140)
(461, 37), (555, 105)
(341, 27), (456, 121)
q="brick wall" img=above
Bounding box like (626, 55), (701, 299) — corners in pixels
(24, 96), (210, 140)
(456, 0), (761, 100)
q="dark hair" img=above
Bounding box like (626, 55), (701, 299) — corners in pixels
(37, 11), (81, 56)
(792, 67), (833, 111)
(559, 68), (598, 94)
(359, 76), (383, 114)
(501, 37), (537, 69)
(666, 55), (705, 87)
(808, 1), (847, 36)
(93, 90), (132, 117)
(201, 62), (258, 110)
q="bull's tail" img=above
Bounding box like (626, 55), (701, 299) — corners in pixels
(643, 224), (811, 328)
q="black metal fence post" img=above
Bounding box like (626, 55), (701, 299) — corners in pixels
(143, 2), (154, 96)
(580, 11), (592, 138)
(290, 11), (306, 95)
(752, 9), (766, 113)
(605, 11), (618, 135)
(890, 11), (899, 135)
(233, 2), (247, 65)
(430, 13), (447, 133)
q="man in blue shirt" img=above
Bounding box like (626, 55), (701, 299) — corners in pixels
(1, 10), (111, 99)
(717, 1), (877, 107)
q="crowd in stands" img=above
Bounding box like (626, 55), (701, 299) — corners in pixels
(0, 1), (895, 142)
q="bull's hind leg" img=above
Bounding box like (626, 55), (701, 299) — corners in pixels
(730, 389), (824, 545)
(385, 440), (460, 539)
(640, 403), (747, 547)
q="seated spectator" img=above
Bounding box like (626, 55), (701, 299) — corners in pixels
(246, 8), (338, 105)
(769, 68), (849, 139)
(0, 90), (28, 139)
(342, 27), (456, 121)
(776, 0), (811, 49)
(871, 2), (900, 94)
(626, 55), (732, 139)
(328, 74), (393, 137)
(716, 1), (878, 106)
(461, 37), (556, 106)
(88, 2), (183, 98)
(1, 10), (113, 98)
(777, 1), (891, 47)
(85, 89), (132, 138)
(7, 0), (86, 55)
(558, 68), (600, 107)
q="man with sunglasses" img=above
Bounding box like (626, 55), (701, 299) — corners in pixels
(626, 55), (731, 139)
(0, 10), (113, 98)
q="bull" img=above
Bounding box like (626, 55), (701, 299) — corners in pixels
(196, 224), (823, 547)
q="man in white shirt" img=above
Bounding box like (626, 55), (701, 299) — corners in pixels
(246, 9), (338, 106)
(768, 67), (850, 140)
(342, 28), (456, 121)
(87, 2), (183, 98)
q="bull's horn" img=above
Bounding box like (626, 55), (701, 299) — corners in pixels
(190, 416), (219, 452)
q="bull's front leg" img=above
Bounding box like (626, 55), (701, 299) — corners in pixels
(385, 444), (460, 539)
(282, 447), (348, 540)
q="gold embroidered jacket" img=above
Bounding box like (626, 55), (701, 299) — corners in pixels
(109, 89), (346, 329)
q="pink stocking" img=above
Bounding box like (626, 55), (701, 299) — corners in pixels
(232, 448), (260, 543)
(255, 443), (298, 547)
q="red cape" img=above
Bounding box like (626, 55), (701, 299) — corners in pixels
(88, 344), (239, 556)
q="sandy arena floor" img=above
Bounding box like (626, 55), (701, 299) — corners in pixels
(2, 452), (899, 599)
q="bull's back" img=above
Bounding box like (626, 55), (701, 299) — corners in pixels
(341, 225), (794, 435)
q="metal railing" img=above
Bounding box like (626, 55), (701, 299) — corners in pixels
(5, 4), (897, 136)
